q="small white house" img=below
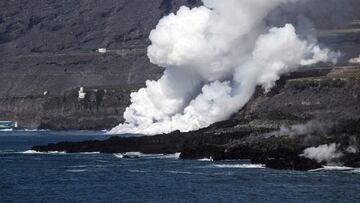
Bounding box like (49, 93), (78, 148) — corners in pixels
(78, 87), (86, 99)
(349, 55), (360, 64)
(97, 48), (107, 54)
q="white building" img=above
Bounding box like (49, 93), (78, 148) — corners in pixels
(97, 48), (107, 54)
(78, 87), (86, 99)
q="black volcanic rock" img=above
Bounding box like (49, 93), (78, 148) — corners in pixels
(31, 67), (360, 171)
(342, 153), (360, 168)
(261, 157), (322, 171)
(32, 132), (191, 154)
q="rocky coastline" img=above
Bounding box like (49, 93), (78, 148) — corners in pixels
(32, 66), (360, 171)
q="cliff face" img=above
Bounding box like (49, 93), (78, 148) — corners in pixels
(0, 0), (201, 128)
(0, 86), (133, 129)
(1, 0), (360, 129)
(0, 0), (202, 97)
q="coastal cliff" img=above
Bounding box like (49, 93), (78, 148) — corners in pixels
(33, 66), (360, 170)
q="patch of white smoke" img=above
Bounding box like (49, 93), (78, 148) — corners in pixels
(110, 0), (338, 135)
(349, 55), (360, 64)
(301, 143), (343, 163)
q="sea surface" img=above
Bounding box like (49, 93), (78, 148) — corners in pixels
(1, 130), (360, 203)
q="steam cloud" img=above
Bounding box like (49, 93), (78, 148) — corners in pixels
(301, 143), (343, 163)
(110, 0), (337, 135)
(272, 120), (330, 137)
(349, 55), (360, 64)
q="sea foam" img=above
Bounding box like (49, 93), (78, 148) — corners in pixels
(211, 164), (265, 169)
(113, 152), (180, 159)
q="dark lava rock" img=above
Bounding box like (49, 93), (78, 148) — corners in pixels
(342, 153), (360, 168)
(32, 132), (191, 154)
(31, 68), (360, 170)
(259, 157), (322, 171)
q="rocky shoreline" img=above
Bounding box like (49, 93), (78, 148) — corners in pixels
(32, 66), (360, 171)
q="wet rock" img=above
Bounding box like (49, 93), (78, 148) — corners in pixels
(261, 157), (322, 171)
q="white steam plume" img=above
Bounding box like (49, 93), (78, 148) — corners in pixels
(349, 55), (360, 64)
(110, 0), (337, 135)
(301, 143), (343, 163)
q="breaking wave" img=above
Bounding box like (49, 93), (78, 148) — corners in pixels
(113, 152), (180, 159)
(309, 166), (355, 172)
(211, 164), (266, 169)
(21, 150), (67, 154)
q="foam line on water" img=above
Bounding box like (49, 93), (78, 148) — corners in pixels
(66, 169), (87, 173)
(0, 129), (13, 132)
(198, 158), (214, 162)
(165, 170), (194, 175)
(78, 152), (100, 155)
(309, 166), (354, 172)
(211, 164), (265, 169)
(113, 152), (180, 159)
(348, 168), (360, 174)
(21, 150), (67, 154)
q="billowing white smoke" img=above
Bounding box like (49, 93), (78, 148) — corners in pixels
(301, 143), (343, 163)
(110, 0), (337, 135)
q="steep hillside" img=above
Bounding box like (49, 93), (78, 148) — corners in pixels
(0, 0), (201, 96)
(1, 0), (360, 129)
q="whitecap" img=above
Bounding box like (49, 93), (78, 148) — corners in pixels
(23, 129), (49, 132)
(0, 129), (13, 132)
(164, 170), (194, 175)
(198, 158), (214, 162)
(160, 153), (181, 159)
(309, 166), (354, 172)
(21, 150), (44, 154)
(348, 168), (360, 174)
(211, 164), (265, 169)
(66, 169), (87, 173)
(21, 150), (66, 154)
(113, 153), (124, 158)
(113, 152), (180, 159)
(68, 165), (88, 168)
(79, 152), (100, 155)
(323, 166), (354, 170)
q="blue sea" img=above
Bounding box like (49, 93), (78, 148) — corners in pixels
(1, 130), (359, 203)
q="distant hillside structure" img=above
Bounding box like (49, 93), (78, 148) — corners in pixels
(78, 87), (86, 99)
(97, 48), (107, 54)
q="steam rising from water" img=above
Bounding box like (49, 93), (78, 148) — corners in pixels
(349, 55), (360, 64)
(110, 0), (337, 135)
(301, 143), (343, 163)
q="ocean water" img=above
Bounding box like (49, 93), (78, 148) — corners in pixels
(1, 131), (360, 203)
